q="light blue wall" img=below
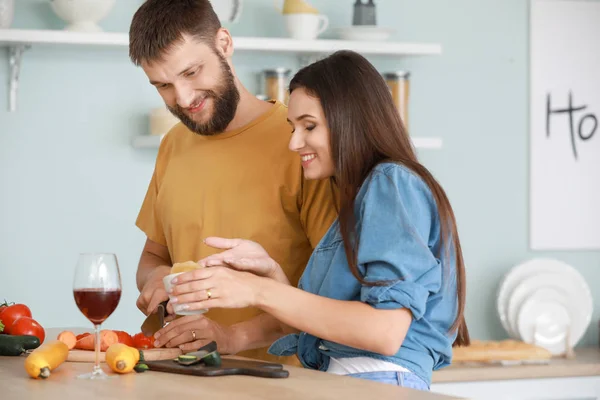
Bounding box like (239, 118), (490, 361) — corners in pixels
(1, 0), (599, 348)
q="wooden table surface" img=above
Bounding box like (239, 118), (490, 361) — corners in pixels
(0, 355), (463, 400)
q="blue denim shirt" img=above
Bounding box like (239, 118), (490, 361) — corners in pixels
(268, 162), (458, 386)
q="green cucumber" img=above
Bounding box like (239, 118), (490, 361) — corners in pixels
(134, 363), (149, 373)
(0, 335), (41, 356)
(201, 350), (222, 367)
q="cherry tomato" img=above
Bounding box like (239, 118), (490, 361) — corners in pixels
(114, 330), (134, 347)
(0, 303), (32, 334)
(10, 316), (45, 343)
(132, 332), (154, 349)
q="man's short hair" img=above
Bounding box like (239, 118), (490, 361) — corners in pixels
(129, 0), (222, 66)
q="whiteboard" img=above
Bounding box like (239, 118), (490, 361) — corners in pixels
(530, 0), (600, 250)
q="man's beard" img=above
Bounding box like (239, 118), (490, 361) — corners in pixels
(168, 56), (240, 136)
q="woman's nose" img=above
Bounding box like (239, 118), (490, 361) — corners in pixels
(288, 130), (305, 152)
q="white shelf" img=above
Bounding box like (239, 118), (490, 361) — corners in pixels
(0, 29), (129, 46)
(411, 137), (444, 149)
(0, 28), (441, 112)
(235, 37), (441, 56)
(0, 29), (442, 56)
(132, 134), (443, 150)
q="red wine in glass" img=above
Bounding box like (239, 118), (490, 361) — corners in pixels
(73, 253), (122, 380)
(73, 288), (121, 325)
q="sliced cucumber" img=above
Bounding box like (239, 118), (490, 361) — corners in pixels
(176, 353), (202, 366)
(178, 354), (198, 362)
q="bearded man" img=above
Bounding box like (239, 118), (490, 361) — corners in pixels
(129, 0), (337, 365)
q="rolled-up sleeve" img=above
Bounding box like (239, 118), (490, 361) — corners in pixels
(358, 166), (442, 320)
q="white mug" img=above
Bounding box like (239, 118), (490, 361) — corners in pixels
(284, 13), (329, 40)
(163, 272), (207, 316)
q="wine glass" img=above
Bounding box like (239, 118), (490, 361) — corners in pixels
(73, 253), (122, 380)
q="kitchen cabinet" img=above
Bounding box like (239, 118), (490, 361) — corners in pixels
(430, 348), (600, 400)
(431, 376), (600, 400)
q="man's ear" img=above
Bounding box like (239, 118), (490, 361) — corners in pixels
(214, 28), (234, 58)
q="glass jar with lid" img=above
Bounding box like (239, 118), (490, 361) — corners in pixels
(259, 68), (292, 104)
(383, 71), (410, 129)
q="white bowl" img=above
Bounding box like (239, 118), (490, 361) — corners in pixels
(49, 0), (116, 32)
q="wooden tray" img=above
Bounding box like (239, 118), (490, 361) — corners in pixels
(145, 358), (289, 378)
(67, 348), (182, 362)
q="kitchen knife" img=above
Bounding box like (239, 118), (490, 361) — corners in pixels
(140, 300), (168, 336)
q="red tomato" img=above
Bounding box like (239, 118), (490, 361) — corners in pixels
(132, 332), (154, 349)
(10, 316), (45, 343)
(0, 304), (32, 334)
(114, 330), (134, 347)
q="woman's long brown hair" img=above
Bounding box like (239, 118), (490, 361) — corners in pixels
(289, 51), (469, 346)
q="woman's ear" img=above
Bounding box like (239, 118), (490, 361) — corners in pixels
(214, 28), (234, 58)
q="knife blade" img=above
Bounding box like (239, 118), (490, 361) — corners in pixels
(185, 340), (218, 357)
(140, 300), (168, 336)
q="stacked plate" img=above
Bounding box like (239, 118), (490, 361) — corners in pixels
(496, 258), (593, 355)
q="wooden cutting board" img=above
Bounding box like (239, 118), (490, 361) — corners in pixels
(67, 348), (182, 362)
(145, 358), (290, 378)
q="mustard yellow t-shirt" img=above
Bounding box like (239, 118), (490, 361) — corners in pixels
(136, 101), (337, 364)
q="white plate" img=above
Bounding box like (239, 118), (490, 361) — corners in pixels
(505, 272), (588, 341)
(332, 26), (395, 41)
(496, 258), (592, 340)
(517, 288), (572, 355)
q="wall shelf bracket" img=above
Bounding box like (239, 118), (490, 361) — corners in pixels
(8, 44), (30, 112)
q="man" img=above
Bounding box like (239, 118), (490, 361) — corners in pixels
(129, 0), (337, 365)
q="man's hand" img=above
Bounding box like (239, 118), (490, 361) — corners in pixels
(153, 314), (238, 354)
(199, 237), (286, 281)
(136, 265), (171, 315)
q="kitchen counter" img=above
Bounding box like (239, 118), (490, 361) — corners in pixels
(0, 355), (462, 400)
(432, 347), (600, 383)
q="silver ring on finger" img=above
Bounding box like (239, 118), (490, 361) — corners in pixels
(191, 330), (196, 340)
(206, 289), (212, 299)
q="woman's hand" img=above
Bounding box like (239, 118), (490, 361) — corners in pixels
(199, 237), (286, 281)
(168, 266), (264, 311)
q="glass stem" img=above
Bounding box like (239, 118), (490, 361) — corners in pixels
(94, 324), (101, 373)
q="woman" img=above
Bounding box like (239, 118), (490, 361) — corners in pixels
(160, 50), (469, 390)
